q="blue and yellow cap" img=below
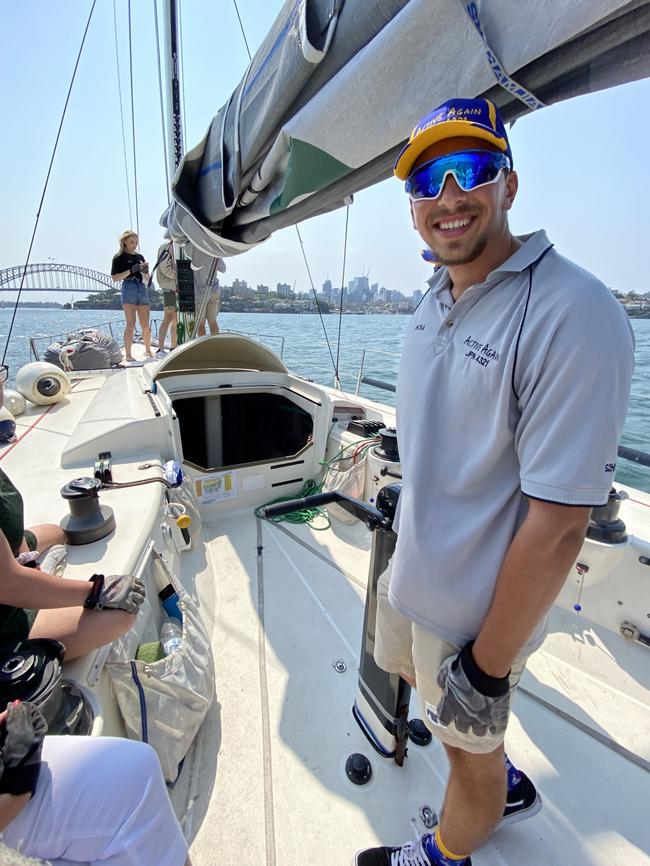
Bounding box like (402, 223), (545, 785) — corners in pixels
(394, 98), (512, 181)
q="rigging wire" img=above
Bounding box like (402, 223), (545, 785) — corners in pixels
(113, 0), (134, 226)
(178, 0), (188, 147)
(232, 0), (252, 60)
(127, 0), (140, 236)
(334, 204), (350, 388)
(1, 0), (98, 366)
(231, 0), (339, 380)
(295, 226), (338, 376)
(153, 0), (171, 200)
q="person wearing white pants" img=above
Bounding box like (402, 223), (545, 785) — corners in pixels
(1, 735), (190, 866)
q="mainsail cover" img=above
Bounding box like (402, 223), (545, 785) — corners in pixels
(162, 0), (650, 267)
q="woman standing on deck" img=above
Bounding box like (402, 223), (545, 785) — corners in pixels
(110, 230), (154, 362)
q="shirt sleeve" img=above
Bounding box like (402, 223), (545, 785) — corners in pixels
(515, 287), (634, 506)
(111, 253), (125, 276)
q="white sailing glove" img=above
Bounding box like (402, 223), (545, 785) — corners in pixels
(84, 573), (146, 614)
(435, 642), (511, 738)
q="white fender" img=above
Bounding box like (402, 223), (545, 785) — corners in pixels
(15, 362), (71, 406)
(0, 405), (16, 443)
(3, 388), (26, 417)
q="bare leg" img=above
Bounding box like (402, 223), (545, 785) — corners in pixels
(158, 310), (178, 350)
(197, 319), (206, 337)
(123, 303), (137, 360)
(29, 607), (136, 661)
(207, 317), (219, 335)
(19, 524), (65, 554)
(157, 313), (169, 351)
(438, 742), (507, 855)
(137, 305), (153, 356)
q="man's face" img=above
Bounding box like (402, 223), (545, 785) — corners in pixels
(408, 137), (518, 267)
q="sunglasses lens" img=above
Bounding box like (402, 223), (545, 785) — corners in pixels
(406, 151), (509, 200)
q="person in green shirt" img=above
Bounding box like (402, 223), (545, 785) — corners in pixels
(0, 366), (144, 654)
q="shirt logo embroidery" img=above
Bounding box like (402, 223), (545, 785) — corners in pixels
(604, 463), (616, 473)
(415, 324), (426, 331)
(463, 335), (501, 369)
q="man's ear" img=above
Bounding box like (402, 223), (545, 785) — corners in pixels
(503, 170), (519, 211)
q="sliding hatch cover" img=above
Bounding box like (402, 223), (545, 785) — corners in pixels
(153, 335), (287, 381)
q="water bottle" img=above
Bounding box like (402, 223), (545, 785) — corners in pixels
(160, 617), (183, 656)
(159, 584), (182, 622)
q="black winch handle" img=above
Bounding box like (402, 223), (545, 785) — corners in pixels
(259, 491), (390, 530)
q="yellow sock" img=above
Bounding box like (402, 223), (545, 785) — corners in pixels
(431, 827), (469, 864)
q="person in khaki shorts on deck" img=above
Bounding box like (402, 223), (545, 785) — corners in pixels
(354, 98), (634, 866)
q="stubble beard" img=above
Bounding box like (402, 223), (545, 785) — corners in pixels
(433, 229), (489, 267)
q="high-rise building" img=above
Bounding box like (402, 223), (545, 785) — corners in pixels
(257, 284), (269, 294)
(322, 279), (332, 300)
(412, 289), (423, 305)
(277, 282), (292, 298)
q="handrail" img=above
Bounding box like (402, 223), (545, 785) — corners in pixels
(28, 318), (158, 362)
(355, 346), (399, 395)
(618, 445), (650, 469)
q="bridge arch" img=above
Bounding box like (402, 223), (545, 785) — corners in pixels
(0, 263), (117, 293)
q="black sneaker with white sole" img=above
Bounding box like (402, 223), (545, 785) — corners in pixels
(499, 771), (542, 828)
(353, 832), (472, 866)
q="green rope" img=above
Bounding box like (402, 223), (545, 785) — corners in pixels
(255, 479), (331, 530)
(255, 435), (380, 530)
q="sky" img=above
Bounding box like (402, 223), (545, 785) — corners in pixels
(2, 0), (650, 302)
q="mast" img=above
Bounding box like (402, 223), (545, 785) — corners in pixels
(163, 0), (183, 172)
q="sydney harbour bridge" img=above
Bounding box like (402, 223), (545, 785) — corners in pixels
(0, 263), (117, 295)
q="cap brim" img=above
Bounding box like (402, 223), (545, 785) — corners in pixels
(394, 120), (508, 180)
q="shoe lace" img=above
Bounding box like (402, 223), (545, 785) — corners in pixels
(390, 821), (433, 866)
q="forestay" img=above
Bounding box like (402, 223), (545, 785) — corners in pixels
(162, 0), (650, 269)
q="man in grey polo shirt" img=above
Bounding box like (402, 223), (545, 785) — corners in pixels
(355, 99), (634, 866)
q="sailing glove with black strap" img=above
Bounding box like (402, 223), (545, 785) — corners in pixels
(435, 641), (511, 738)
(84, 573), (146, 614)
(0, 701), (48, 798)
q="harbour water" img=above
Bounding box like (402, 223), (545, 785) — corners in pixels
(2, 308), (649, 492)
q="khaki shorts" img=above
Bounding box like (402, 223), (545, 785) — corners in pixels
(374, 563), (531, 754)
(205, 293), (221, 318)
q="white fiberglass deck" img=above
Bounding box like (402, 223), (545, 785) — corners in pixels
(184, 512), (650, 866)
(2, 352), (648, 866)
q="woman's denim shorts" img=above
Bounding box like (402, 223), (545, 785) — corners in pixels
(121, 278), (149, 306)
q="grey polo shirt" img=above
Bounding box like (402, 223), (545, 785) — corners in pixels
(389, 230), (634, 650)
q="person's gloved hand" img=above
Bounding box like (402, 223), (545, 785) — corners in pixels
(0, 701), (48, 797)
(434, 642), (511, 738)
(84, 573), (146, 614)
(130, 262), (143, 275)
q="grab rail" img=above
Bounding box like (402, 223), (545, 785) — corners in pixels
(355, 347), (400, 395)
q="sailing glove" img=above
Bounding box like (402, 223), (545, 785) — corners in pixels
(84, 573), (146, 614)
(130, 262), (143, 274)
(435, 642), (511, 738)
(0, 701), (48, 797)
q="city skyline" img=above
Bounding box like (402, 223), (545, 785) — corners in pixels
(3, 4), (650, 306)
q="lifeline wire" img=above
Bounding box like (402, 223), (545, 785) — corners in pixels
(1, 0), (98, 366)
(113, 0), (134, 226)
(127, 0), (140, 236)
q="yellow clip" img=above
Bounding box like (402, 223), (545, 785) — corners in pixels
(176, 515), (191, 529)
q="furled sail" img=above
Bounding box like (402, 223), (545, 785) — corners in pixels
(162, 0), (650, 267)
